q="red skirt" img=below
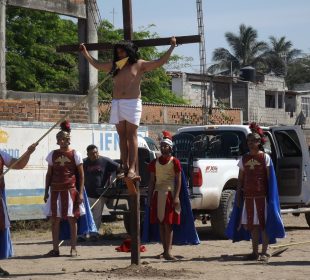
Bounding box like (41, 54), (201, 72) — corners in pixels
(150, 191), (180, 225)
(50, 188), (80, 219)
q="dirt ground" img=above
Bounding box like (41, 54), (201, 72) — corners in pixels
(1, 214), (310, 280)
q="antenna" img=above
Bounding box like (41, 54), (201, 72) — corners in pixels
(88, 0), (102, 31)
(196, 0), (208, 124)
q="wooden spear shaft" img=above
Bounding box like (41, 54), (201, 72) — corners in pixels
(0, 72), (110, 180)
(270, 240), (310, 249)
(0, 56), (129, 179)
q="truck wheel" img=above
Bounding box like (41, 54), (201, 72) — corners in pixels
(211, 189), (236, 239)
(305, 212), (310, 227)
(123, 212), (144, 235)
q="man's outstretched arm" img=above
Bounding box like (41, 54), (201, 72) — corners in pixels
(140, 37), (176, 72)
(79, 43), (112, 72)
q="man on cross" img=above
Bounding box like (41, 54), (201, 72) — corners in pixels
(80, 37), (176, 179)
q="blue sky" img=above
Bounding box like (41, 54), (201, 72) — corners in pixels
(97, 0), (310, 72)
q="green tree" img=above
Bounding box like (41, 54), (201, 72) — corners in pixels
(264, 36), (301, 76)
(6, 7), (78, 92)
(286, 55), (310, 88)
(209, 24), (267, 74)
(6, 9), (188, 104)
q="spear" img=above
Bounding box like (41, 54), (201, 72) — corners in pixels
(0, 57), (129, 179)
(270, 240), (310, 257)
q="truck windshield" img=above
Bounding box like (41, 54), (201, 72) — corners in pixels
(178, 130), (247, 159)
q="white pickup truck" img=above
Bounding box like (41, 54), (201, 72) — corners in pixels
(173, 125), (310, 238)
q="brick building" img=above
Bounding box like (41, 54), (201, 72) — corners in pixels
(1, 91), (242, 127)
(0, 91), (89, 123)
(99, 101), (242, 126)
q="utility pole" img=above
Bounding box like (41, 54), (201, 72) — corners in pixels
(0, 0), (7, 99)
(196, 0), (207, 124)
(110, 8), (117, 26)
(280, 51), (288, 77)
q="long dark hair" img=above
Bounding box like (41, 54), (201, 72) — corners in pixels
(111, 41), (139, 76)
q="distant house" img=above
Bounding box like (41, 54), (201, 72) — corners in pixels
(168, 70), (310, 126)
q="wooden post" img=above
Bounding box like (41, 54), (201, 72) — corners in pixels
(130, 153), (140, 265)
(122, 0), (133, 41)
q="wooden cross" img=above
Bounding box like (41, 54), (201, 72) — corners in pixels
(57, 0), (201, 265)
(57, 0), (201, 52)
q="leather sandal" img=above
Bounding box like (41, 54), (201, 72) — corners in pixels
(243, 252), (259, 261)
(259, 253), (270, 262)
(44, 249), (60, 257)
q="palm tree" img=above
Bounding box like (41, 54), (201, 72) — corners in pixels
(264, 36), (301, 76)
(209, 24), (268, 74)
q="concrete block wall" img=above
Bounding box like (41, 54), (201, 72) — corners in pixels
(232, 82), (248, 119)
(246, 76), (297, 125)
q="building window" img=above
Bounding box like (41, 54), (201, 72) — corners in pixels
(191, 84), (201, 94)
(278, 94), (283, 109)
(265, 91), (275, 108)
(301, 97), (310, 117)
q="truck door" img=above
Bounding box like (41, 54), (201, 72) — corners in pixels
(270, 127), (303, 196)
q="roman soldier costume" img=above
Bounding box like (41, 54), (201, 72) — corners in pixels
(143, 131), (200, 245)
(242, 152), (268, 230)
(150, 155), (181, 225)
(43, 121), (97, 241)
(226, 123), (285, 244)
(49, 149), (80, 219)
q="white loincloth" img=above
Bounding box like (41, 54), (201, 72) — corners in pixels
(241, 198), (267, 225)
(43, 190), (86, 218)
(109, 98), (142, 126)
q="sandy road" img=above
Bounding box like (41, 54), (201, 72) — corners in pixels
(1, 214), (310, 280)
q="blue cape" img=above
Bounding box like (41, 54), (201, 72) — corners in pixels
(142, 170), (200, 245)
(225, 160), (285, 244)
(59, 189), (98, 240)
(0, 189), (13, 259)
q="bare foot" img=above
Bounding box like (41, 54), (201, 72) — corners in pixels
(156, 253), (164, 259)
(127, 170), (141, 181)
(164, 253), (177, 261)
(44, 249), (60, 258)
(243, 252), (259, 261)
(70, 248), (78, 257)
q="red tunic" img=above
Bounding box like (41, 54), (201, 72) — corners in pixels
(149, 156), (181, 225)
(0, 155), (5, 231)
(50, 150), (80, 219)
(242, 153), (268, 230)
